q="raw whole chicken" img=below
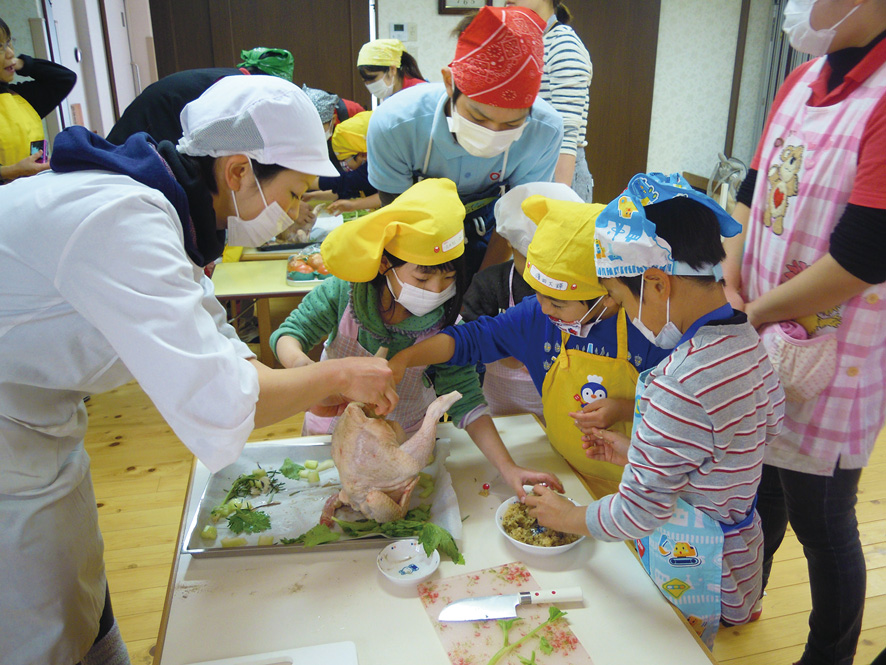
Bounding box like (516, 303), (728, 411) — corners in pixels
(322, 391), (462, 524)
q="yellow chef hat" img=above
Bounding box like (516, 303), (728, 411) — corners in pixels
(332, 111), (372, 159)
(523, 196), (608, 301)
(357, 39), (405, 68)
(321, 178), (466, 282)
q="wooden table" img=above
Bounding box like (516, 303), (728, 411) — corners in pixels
(211, 260), (323, 365)
(154, 415), (718, 665)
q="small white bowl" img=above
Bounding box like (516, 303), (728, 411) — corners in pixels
(495, 496), (585, 556)
(377, 539), (440, 586)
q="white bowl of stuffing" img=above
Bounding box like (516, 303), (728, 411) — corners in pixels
(496, 496), (585, 556)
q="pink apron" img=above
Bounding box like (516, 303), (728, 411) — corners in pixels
(303, 302), (439, 435)
(481, 265), (544, 421)
(742, 56), (886, 473)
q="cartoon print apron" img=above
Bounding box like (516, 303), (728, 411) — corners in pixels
(742, 55), (886, 470)
(0, 93), (45, 166)
(303, 302), (438, 435)
(483, 265), (544, 420)
(633, 305), (753, 648)
(541, 308), (637, 486)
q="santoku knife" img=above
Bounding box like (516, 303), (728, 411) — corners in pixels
(438, 587), (583, 622)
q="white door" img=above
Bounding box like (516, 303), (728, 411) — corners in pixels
(42, 0), (86, 128)
(102, 0), (138, 116)
(43, 0), (116, 134)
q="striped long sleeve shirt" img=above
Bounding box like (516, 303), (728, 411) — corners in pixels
(539, 20), (593, 156)
(585, 317), (786, 623)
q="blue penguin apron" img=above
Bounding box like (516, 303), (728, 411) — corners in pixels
(632, 304), (751, 648)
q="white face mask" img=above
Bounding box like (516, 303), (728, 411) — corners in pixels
(633, 278), (681, 349)
(324, 126), (334, 141)
(386, 267), (456, 317)
(227, 170), (295, 247)
(547, 296), (607, 338)
(447, 107), (527, 158)
(366, 72), (394, 101)
(783, 0), (860, 56)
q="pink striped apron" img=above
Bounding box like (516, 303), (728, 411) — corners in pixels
(742, 56), (886, 473)
(481, 265), (544, 421)
(303, 302), (439, 435)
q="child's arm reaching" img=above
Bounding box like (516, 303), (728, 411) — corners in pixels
(569, 398), (634, 434)
(276, 336), (314, 369)
(465, 415), (564, 500)
(388, 334), (456, 383)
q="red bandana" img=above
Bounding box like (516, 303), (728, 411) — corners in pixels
(448, 6), (545, 109)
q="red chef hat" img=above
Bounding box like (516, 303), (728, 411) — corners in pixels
(448, 6), (545, 109)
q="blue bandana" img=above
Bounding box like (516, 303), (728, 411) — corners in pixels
(594, 172), (741, 278)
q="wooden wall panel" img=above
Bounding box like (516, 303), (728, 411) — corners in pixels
(568, 1), (661, 203)
(148, 0), (371, 109)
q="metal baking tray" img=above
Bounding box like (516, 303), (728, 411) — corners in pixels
(183, 438), (458, 558)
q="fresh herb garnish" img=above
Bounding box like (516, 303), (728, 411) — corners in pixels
(227, 508), (271, 534)
(287, 523), (341, 547)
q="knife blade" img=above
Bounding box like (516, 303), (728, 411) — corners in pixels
(437, 587), (583, 622)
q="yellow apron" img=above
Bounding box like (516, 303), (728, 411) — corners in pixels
(541, 308), (638, 494)
(0, 93), (45, 166)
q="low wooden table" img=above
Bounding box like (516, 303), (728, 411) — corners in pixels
(154, 415), (717, 665)
(211, 260), (322, 365)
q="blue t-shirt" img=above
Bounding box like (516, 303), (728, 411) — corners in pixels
(367, 83), (564, 200)
(443, 295), (672, 394)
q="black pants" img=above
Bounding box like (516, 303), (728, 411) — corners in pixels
(757, 464), (865, 665)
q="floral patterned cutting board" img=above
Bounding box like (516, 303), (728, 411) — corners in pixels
(417, 562), (595, 665)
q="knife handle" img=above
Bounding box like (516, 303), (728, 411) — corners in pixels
(521, 587), (583, 605)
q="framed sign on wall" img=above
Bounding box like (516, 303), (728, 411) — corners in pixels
(438, 0), (493, 15)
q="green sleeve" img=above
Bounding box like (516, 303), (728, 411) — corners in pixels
(270, 278), (350, 358)
(430, 361), (487, 426)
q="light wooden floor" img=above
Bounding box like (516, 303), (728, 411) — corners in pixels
(85, 380), (886, 665)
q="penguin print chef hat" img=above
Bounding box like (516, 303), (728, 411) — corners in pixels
(177, 75), (338, 177)
(321, 178), (466, 283)
(594, 172), (742, 279)
(494, 182), (584, 257)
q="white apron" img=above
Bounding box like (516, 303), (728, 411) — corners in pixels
(481, 265), (544, 421)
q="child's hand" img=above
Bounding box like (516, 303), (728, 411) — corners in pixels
(582, 427), (630, 467)
(569, 398), (629, 433)
(327, 198), (360, 215)
(500, 464), (563, 500)
(523, 485), (590, 537)
(387, 350), (409, 385)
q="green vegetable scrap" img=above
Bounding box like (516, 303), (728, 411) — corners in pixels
(283, 523), (341, 547)
(227, 508), (271, 534)
(332, 504), (463, 564)
(279, 457), (305, 479)
(487, 607), (567, 665)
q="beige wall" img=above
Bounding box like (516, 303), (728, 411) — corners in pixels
(647, 0), (771, 177)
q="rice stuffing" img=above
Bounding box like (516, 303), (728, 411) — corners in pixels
(501, 502), (580, 547)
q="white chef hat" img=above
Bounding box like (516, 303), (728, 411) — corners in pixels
(494, 182), (584, 256)
(177, 75), (338, 177)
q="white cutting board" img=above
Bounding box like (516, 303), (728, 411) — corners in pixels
(184, 642), (358, 665)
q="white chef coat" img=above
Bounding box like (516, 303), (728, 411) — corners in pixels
(0, 169), (260, 664)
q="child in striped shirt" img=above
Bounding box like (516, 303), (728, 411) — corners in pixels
(526, 173), (785, 640)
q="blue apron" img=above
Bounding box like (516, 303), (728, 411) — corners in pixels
(632, 305), (752, 648)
